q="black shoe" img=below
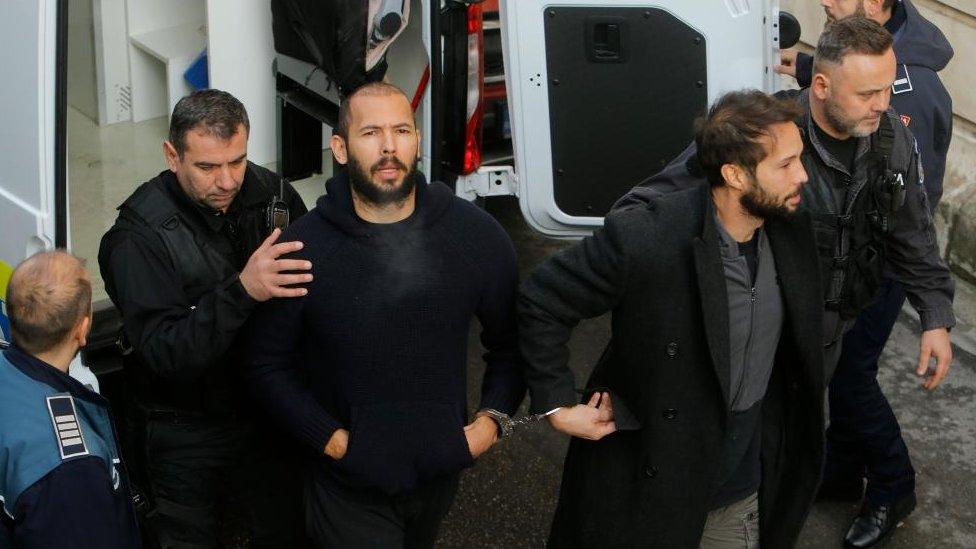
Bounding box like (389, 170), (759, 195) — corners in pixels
(843, 493), (917, 548)
(816, 478), (864, 503)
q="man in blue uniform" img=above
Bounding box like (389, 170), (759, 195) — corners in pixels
(0, 251), (140, 548)
(777, 3), (954, 546)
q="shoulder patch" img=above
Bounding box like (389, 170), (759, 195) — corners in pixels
(900, 114), (911, 128)
(46, 395), (90, 459)
(892, 64), (913, 95)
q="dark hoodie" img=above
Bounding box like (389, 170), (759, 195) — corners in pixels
(795, 0), (954, 206)
(244, 171), (525, 495)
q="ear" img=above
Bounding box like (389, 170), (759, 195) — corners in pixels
(864, 0), (885, 17)
(162, 140), (181, 173)
(811, 71), (831, 101)
(415, 130), (422, 160)
(720, 163), (748, 192)
(331, 134), (349, 165)
(74, 315), (91, 349)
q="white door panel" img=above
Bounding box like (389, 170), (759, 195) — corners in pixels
(0, 0), (61, 342)
(501, 0), (780, 237)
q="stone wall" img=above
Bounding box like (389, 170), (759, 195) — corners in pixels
(780, 0), (976, 283)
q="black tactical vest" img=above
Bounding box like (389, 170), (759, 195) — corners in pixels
(807, 115), (903, 319)
(126, 183), (240, 306)
(117, 169), (283, 415)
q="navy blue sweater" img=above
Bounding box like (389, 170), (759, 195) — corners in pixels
(245, 172), (525, 495)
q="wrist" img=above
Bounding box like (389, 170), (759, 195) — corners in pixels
(237, 272), (257, 300)
(475, 414), (500, 442)
(229, 274), (256, 303)
(477, 408), (512, 439)
(545, 406), (567, 425)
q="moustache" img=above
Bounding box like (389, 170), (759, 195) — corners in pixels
(371, 156), (409, 173)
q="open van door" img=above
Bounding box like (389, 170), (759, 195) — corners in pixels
(0, 0), (95, 392)
(500, 0), (783, 237)
(0, 0), (67, 343)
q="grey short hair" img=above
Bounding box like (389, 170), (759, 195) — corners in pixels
(168, 89), (250, 157)
(814, 16), (893, 73)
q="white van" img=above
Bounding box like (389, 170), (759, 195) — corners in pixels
(0, 0), (798, 385)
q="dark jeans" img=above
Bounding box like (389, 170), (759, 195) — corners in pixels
(305, 467), (459, 548)
(826, 278), (915, 505)
(144, 416), (305, 548)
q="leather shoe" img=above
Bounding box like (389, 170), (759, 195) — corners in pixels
(843, 493), (917, 548)
(815, 478), (863, 503)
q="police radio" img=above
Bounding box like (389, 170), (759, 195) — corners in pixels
(878, 158), (907, 216)
(870, 115), (906, 232)
(266, 178), (291, 234)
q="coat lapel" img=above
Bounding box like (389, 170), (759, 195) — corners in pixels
(692, 187), (731, 410)
(766, 212), (826, 394)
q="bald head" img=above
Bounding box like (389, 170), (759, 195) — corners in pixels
(7, 251), (92, 355)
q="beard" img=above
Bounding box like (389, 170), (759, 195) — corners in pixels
(823, 96), (879, 138)
(739, 177), (797, 220)
(348, 152), (419, 207)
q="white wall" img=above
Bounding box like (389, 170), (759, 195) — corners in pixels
(93, 0), (132, 124)
(207, 0), (277, 165)
(68, 0), (98, 120)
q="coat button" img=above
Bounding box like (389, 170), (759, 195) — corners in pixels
(662, 408), (677, 420)
(644, 466), (658, 479)
(666, 342), (678, 358)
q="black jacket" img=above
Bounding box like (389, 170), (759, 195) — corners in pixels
(795, 0), (953, 207)
(245, 172), (525, 495)
(98, 162), (307, 416)
(615, 90), (954, 347)
(520, 183), (826, 547)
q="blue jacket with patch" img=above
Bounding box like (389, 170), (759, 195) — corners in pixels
(795, 0), (953, 207)
(0, 346), (140, 548)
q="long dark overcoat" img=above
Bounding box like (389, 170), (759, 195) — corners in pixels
(519, 183), (826, 548)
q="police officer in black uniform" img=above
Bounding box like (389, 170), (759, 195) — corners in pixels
(777, 3), (955, 546)
(98, 89), (309, 548)
(1, 251), (140, 548)
(615, 21), (954, 546)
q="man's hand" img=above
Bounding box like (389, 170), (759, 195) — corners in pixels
(239, 228), (312, 302)
(775, 48), (799, 77)
(324, 428), (349, 460)
(918, 328), (952, 390)
(547, 392), (616, 441)
(464, 415), (499, 459)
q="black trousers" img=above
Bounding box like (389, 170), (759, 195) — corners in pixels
(825, 278), (915, 504)
(144, 416), (306, 548)
(305, 468), (459, 549)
